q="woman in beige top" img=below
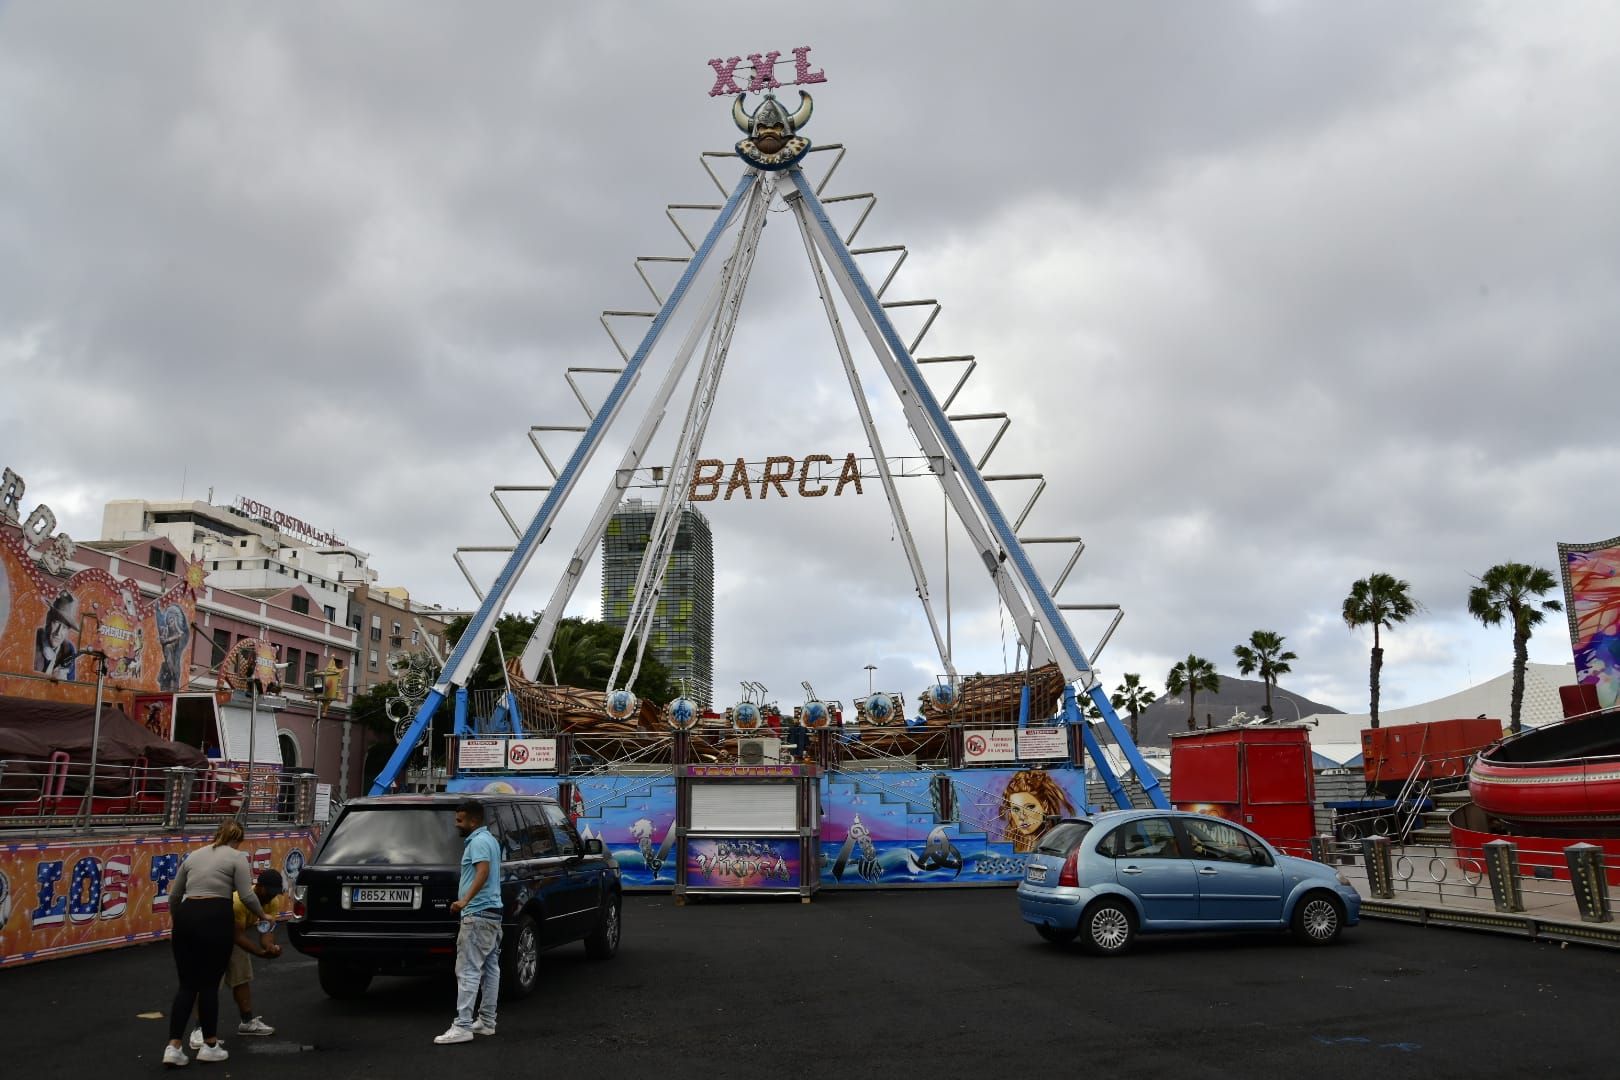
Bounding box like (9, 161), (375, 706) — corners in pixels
(162, 820), (267, 1068)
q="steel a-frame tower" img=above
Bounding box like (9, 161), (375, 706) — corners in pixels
(371, 123), (1168, 811)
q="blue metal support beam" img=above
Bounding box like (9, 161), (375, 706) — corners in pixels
(370, 170), (762, 795)
(788, 166), (1167, 809)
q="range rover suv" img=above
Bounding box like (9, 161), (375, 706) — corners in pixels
(288, 793), (621, 998)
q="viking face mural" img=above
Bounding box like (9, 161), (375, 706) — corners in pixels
(733, 89), (813, 170)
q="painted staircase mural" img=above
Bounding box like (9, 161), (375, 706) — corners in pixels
(452, 766), (1089, 890)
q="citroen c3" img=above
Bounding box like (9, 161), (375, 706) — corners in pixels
(289, 793), (621, 997)
(1017, 809), (1360, 954)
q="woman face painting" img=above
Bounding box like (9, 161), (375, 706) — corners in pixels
(1007, 791), (1045, 841)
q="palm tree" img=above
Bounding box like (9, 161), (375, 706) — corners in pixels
(1342, 573), (1420, 729)
(1165, 655), (1220, 731)
(1232, 631), (1297, 722)
(1468, 563), (1563, 734)
(1110, 673), (1156, 743)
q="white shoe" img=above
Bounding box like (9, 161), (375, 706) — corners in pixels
(196, 1041), (229, 1063)
(471, 1019), (497, 1036)
(237, 1017), (275, 1036)
(434, 1025), (474, 1045)
(188, 1028), (204, 1051)
(162, 1044), (189, 1068)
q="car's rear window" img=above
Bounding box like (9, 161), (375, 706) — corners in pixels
(1035, 821), (1091, 856)
(317, 808), (463, 866)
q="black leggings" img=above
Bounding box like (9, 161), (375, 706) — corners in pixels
(168, 898), (234, 1042)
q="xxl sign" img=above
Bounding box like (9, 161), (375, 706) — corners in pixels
(707, 46), (826, 97)
(688, 453), (865, 502)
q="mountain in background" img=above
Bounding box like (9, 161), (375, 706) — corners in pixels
(1115, 676), (1344, 748)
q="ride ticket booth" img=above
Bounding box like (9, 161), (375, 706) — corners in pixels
(674, 763), (821, 903)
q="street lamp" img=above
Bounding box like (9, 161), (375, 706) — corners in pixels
(1272, 693), (1303, 724)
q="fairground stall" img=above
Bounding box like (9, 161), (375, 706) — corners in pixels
(675, 762), (820, 902)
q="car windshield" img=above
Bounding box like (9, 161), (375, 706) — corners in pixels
(316, 807), (464, 866)
(1035, 821), (1091, 856)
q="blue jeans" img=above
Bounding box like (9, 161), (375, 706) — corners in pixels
(454, 915), (503, 1029)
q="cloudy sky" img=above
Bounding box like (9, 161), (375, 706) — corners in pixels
(3, 2), (1615, 717)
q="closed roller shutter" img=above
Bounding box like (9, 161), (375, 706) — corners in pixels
(690, 781), (797, 832)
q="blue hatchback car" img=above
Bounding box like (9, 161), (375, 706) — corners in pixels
(1017, 809), (1361, 955)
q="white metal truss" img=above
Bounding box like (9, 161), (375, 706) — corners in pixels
(372, 138), (1164, 810)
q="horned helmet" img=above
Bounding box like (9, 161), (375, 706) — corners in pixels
(732, 89), (813, 170)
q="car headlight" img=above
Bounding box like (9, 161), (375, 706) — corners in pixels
(1334, 870), (1352, 887)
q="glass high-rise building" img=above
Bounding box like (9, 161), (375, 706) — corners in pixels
(601, 499), (714, 706)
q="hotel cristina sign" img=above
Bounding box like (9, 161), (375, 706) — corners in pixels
(234, 496), (345, 547)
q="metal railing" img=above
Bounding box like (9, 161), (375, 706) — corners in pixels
(0, 757), (322, 832)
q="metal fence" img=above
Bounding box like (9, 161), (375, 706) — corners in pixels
(0, 756), (323, 832)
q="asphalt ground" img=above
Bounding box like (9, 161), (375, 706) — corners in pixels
(5, 890), (1617, 1080)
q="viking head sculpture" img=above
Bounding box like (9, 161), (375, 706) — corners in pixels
(732, 89), (813, 170)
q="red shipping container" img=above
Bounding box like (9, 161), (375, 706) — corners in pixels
(1170, 726), (1316, 855)
(1360, 717), (1501, 794)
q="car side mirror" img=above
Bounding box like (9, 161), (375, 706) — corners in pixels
(584, 837), (604, 856)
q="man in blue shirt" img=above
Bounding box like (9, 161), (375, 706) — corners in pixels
(435, 800), (504, 1044)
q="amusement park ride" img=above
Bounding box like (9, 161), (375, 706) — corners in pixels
(369, 51), (1166, 808)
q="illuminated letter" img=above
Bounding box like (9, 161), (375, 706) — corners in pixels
(31, 860), (67, 927)
(724, 458), (753, 501)
(689, 459), (724, 502)
(797, 454), (831, 497)
(707, 56), (743, 97)
(746, 51), (782, 93)
(22, 503), (56, 546)
(834, 453), (864, 496)
(39, 533), (75, 575)
(0, 467), (23, 523)
(792, 46), (827, 86)
(761, 456), (795, 498)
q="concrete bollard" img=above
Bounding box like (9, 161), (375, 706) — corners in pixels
(1362, 835), (1395, 899)
(163, 767), (195, 831)
(1484, 839), (1525, 913)
(1564, 843), (1613, 924)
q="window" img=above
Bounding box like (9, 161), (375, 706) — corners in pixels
(410, 629), (419, 645)
(324, 605), (336, 622)
(285, 647), (302, 686)
(370, 626), (382, 642)
(291, 595), (310, 615)
(278, 731), (300, 768)
(1035, 821), (1092, 857)
(315, 808), (462, 866)
(519, 803), (559, 858)
(392, 621), (401, 636)
(147, 548), (178, 573)
(1181, 817), (1268, 865)
(1098, 818), (1183, 860)
(210, 629), (231, 666)
(541, 802), (578, 856)
(369, 649), (379, 669)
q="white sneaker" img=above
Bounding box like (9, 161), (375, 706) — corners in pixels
(188, 1028), (204, 1051)
(162, 1044), (189, 1068)
(434, 1025), (475, 1045)
(237, 1017), (275, 1036)
(196, 1042), (229, 1063)
(471, 1019), (497, 1036)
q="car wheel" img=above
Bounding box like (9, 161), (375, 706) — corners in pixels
(1291, 891), (1345, 946)
(501, 914), (541, 998)
(317, 958), (373, 999)
(1080, 898), (1136, 957)
(1036, 923), (1078, 945)
(585, 892), (621, 960)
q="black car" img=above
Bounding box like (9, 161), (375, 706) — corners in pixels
(288, 793), (621, 999)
